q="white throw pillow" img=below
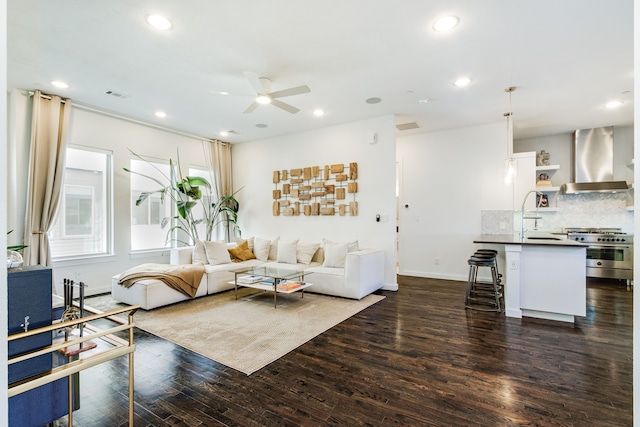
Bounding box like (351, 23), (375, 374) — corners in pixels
(268, 237), (280, 260)
(253, 237), (271, 262)
(323, 242), (349, 268)
(277, 239), (299, 264)
(203, 240), (232, 265)
(297, 242), (320, 265)
(322, 238), (359, 253)
(192, 239), (208, 264)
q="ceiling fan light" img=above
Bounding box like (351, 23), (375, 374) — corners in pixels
(256, 95), (271, 105)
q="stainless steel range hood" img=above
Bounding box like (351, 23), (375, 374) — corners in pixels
(561, 127), (629, 194)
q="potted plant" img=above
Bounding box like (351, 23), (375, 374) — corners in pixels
(124, 149), (241, 246)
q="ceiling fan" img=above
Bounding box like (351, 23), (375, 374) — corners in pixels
(242, 71), (310, 114)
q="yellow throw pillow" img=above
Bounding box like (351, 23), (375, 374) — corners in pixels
(228, 240), (256, 261)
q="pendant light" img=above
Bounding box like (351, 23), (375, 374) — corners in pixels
(503, 87), (517, 185)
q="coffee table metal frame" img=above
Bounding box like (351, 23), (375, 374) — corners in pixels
(232, 266), (313, 308)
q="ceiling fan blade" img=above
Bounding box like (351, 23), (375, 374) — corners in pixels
(271, 99), (300, 114)
(243, 101), (260, 114)
(270, 85), (311, 99)
(243, 71), (267, 95)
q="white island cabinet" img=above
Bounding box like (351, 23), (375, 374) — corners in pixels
(474, 234), (587, 323)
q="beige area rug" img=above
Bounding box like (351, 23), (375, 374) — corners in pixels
(87, 289), (385, 375)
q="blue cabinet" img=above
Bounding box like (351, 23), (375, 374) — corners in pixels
(8, 265), (75, 427)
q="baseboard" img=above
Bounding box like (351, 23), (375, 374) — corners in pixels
(398, 270), (466, 282)
(382, 283), (398, 291)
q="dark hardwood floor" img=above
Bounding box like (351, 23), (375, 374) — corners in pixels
(55, 276), (632, 426)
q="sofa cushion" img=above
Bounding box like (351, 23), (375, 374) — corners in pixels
(254, 237), (271, 261)
(277, 239), (299, 264)
(203, 240), (232, 265)
(297, 242), (320, 265)
(228, 240), (256, 261)
(193, 239), (208, 264)
(323, 238), (359, 253)
(323, 242), (349, 268)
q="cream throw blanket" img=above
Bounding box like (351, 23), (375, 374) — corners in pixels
(118, 263), (205, 298)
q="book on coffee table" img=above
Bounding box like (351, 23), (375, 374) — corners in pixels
(276, 281), (304, 291)
(237, 274), (265, 284)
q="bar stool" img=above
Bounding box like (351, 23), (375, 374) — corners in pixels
(465, 253), (502, 312)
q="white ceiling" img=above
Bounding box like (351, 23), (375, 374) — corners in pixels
(7, 0), (634, 143)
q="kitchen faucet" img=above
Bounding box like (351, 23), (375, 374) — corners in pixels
(520, 190), (543, 240)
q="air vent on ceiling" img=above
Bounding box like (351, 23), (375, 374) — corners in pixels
(105, 90), (130, 99)
(396, 122), (420, 131)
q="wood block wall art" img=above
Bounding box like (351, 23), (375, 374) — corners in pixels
(271, 161), (358, 216)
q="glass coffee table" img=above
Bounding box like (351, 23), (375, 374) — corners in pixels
(231, 266), (313, 308)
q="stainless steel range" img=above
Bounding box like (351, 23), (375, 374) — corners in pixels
(564, 227), (633, 282)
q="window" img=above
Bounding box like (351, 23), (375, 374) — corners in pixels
(189, 166), (217, 241)
(130, 158), (172, 251)
(49, 146), (112, 258)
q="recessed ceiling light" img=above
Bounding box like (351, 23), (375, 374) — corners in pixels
(366, 97), (382, 104)
(256, 123), (268, 128)
(219, 131), (229, 137)
(146, 14), (172, 30)
(256, 95), (271, 105)
(433, 16), (459, 32)
(313, 109), (325, 117)
(454, 77), (471, 87)
(418, 98), (430, 104)
(219, 91), (229, 95)
(51, 80), (69, 89)
(154, 111), (167, 118)
(605, 100), (623, 109)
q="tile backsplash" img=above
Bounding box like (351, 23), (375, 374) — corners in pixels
(482, 192), (634, 235)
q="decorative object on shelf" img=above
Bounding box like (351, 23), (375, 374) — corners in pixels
(536, 150), (550, 166)
(6, 250), (24, 269)
(536, 172), (553, 187)
(536, 193), (549, 208)
(272, 162), (358, 216)
(6, 229), (26, 268)
(124, 149), (241, 244)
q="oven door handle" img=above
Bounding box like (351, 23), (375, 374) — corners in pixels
(588, 244), (632, 249)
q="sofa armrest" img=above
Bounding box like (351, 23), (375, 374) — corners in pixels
(170, 246), (194, 265)
(344, 249), (384, 299)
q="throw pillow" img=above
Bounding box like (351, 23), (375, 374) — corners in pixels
(322, 238), (359, 253)
(203, 240), (232, 265)
(192, 239), (208, 264)
(277, 239), (299, 264)
(268, 237), (280, 260)
(235, 236), (255, 252)
(297, 242), (320, 265)
(323, 242), (349, 268)
(228, 240), (256, 261)
(254, 237), (272, 262)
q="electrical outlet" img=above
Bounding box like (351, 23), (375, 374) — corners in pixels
(435, 257), (440, 265)
(509, 260), (518, 270)
(75, 271), (83, 280)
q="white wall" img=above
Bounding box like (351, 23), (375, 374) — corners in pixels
(232, 115), (398, 290)
(8, 94), (214, 295)
(397, 122), (512, 281)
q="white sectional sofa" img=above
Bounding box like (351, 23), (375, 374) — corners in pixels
(111, 238), (384, 310)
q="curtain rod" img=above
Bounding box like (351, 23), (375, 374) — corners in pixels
(23, 90), (228, 145)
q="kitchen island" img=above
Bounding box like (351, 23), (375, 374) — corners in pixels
(474, 233), (587, 322)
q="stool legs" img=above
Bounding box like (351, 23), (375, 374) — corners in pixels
(465, 255), (502, 312)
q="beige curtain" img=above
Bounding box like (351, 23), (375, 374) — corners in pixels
(23, 90), (72, 266)
(203, 139), (234, 241)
